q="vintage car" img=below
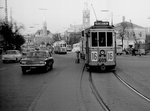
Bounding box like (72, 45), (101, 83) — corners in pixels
(20, 50), (54, 74)
(2, 50), (22, 63)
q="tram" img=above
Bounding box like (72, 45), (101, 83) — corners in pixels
(80, 20), (116, 71)
(53, 40), (67, 54)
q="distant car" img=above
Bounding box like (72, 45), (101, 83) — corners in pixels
(138, 49), (145, 55)
(66, 45), (72, 51)
(20, 50), (54, 74)
(22, 47), (35, 55)
(116, 46), (123, 55)
(2, 50), (22, 63)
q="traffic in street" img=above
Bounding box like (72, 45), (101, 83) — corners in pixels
(1, 0), (150, 110)
(0, 52), (150, 111)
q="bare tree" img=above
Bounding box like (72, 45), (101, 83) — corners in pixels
(0, 21), (25, 51)
(119, 22), (128, 48)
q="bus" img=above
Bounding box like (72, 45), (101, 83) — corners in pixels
(53, 40), (67, 54)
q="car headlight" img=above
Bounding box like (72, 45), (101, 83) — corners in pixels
(39, 61), (46, 64)
(2, 56), (4, 60)
(21, 61), (26, 64)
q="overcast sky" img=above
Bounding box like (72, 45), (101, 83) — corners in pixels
(1, 0), (150, 34)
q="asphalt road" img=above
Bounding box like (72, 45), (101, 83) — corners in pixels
(0, 52), (101, 111)
(92, 55), (150, 111)
(1, 53), (150, 111)
(0, 60), (58, 111)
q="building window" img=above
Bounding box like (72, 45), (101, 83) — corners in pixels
(139, 32), (142, 37)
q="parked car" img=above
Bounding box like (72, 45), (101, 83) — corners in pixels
(2, 50), (22, 63)
(138, 49), (145, 55)
(116, 46), (123, 55)
(20, 50), (54, 74)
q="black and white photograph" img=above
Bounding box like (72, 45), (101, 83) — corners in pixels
(0, 0), (150, 111)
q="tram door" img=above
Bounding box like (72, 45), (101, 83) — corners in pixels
(85, 31), (90, 64)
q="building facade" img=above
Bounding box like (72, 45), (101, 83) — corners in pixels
(115, 20), (146, 49)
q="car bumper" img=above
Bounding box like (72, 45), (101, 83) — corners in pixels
(20, 64), (46, 67)
(2, 58), (17, 61)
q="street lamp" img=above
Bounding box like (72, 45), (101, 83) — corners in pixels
(101, 10), (113, 25)
(147, 17), (150, 34)
(38, 8), (48, 37)
(29, 24), (39, 35)
(38, 8), (48, 22)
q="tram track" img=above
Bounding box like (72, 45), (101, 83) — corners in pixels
(80, 64), (111, 111)
(85, 68), (150, 111)
(89, 71), (110, 111)
(113, 71), (150, 103)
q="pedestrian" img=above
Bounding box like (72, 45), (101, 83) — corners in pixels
(138, 49), (141, 56)
(75, 50), (80, 63)
(132, 48), (136, 56)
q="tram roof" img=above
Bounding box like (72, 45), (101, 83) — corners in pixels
(83, 25), (114, 32)
(91, 25), (114, 29)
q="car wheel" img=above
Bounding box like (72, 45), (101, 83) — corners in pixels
(16, 58), (18, 62)
(2, 60), (6, 63)
(50, 64), (53, 70)
(22, 67), (27, 74)
(44, 65), (49, 72)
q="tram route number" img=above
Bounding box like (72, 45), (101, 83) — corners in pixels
(91, 51), (114, 62)
(107, 51), (114, 61)
(91, 51), (106, 62)
(91, 51), (98, 61)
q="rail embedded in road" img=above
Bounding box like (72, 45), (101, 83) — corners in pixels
(89, 71), (110, 111)
(113, 71), (150, 103)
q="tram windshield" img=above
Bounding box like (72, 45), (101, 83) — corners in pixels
(60, 44), (66, 47)
(92, 32), (98, 47)
(99, 32), (106, 46)
(91, 32), (113, 47)
(107, 32), (113, 46)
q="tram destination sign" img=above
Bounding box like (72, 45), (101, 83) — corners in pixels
(94, 21), (109, 26)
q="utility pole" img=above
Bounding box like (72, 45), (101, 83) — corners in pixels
(5, 0), (8, 23)
(10, 7), (12, 25)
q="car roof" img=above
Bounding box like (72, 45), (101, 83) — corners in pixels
(30, 50), (49, 53)
(6, 50), (19, 51)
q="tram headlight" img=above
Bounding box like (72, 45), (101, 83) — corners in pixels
(100, 50), (105, 55)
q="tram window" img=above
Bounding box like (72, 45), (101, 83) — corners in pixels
(99, 32), (106, 46)
(107, 32), (113, 46)
(92, 32), (98, 47)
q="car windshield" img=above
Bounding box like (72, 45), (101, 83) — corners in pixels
(6, 50), (18, 54)
(27, 51), (46, 58)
